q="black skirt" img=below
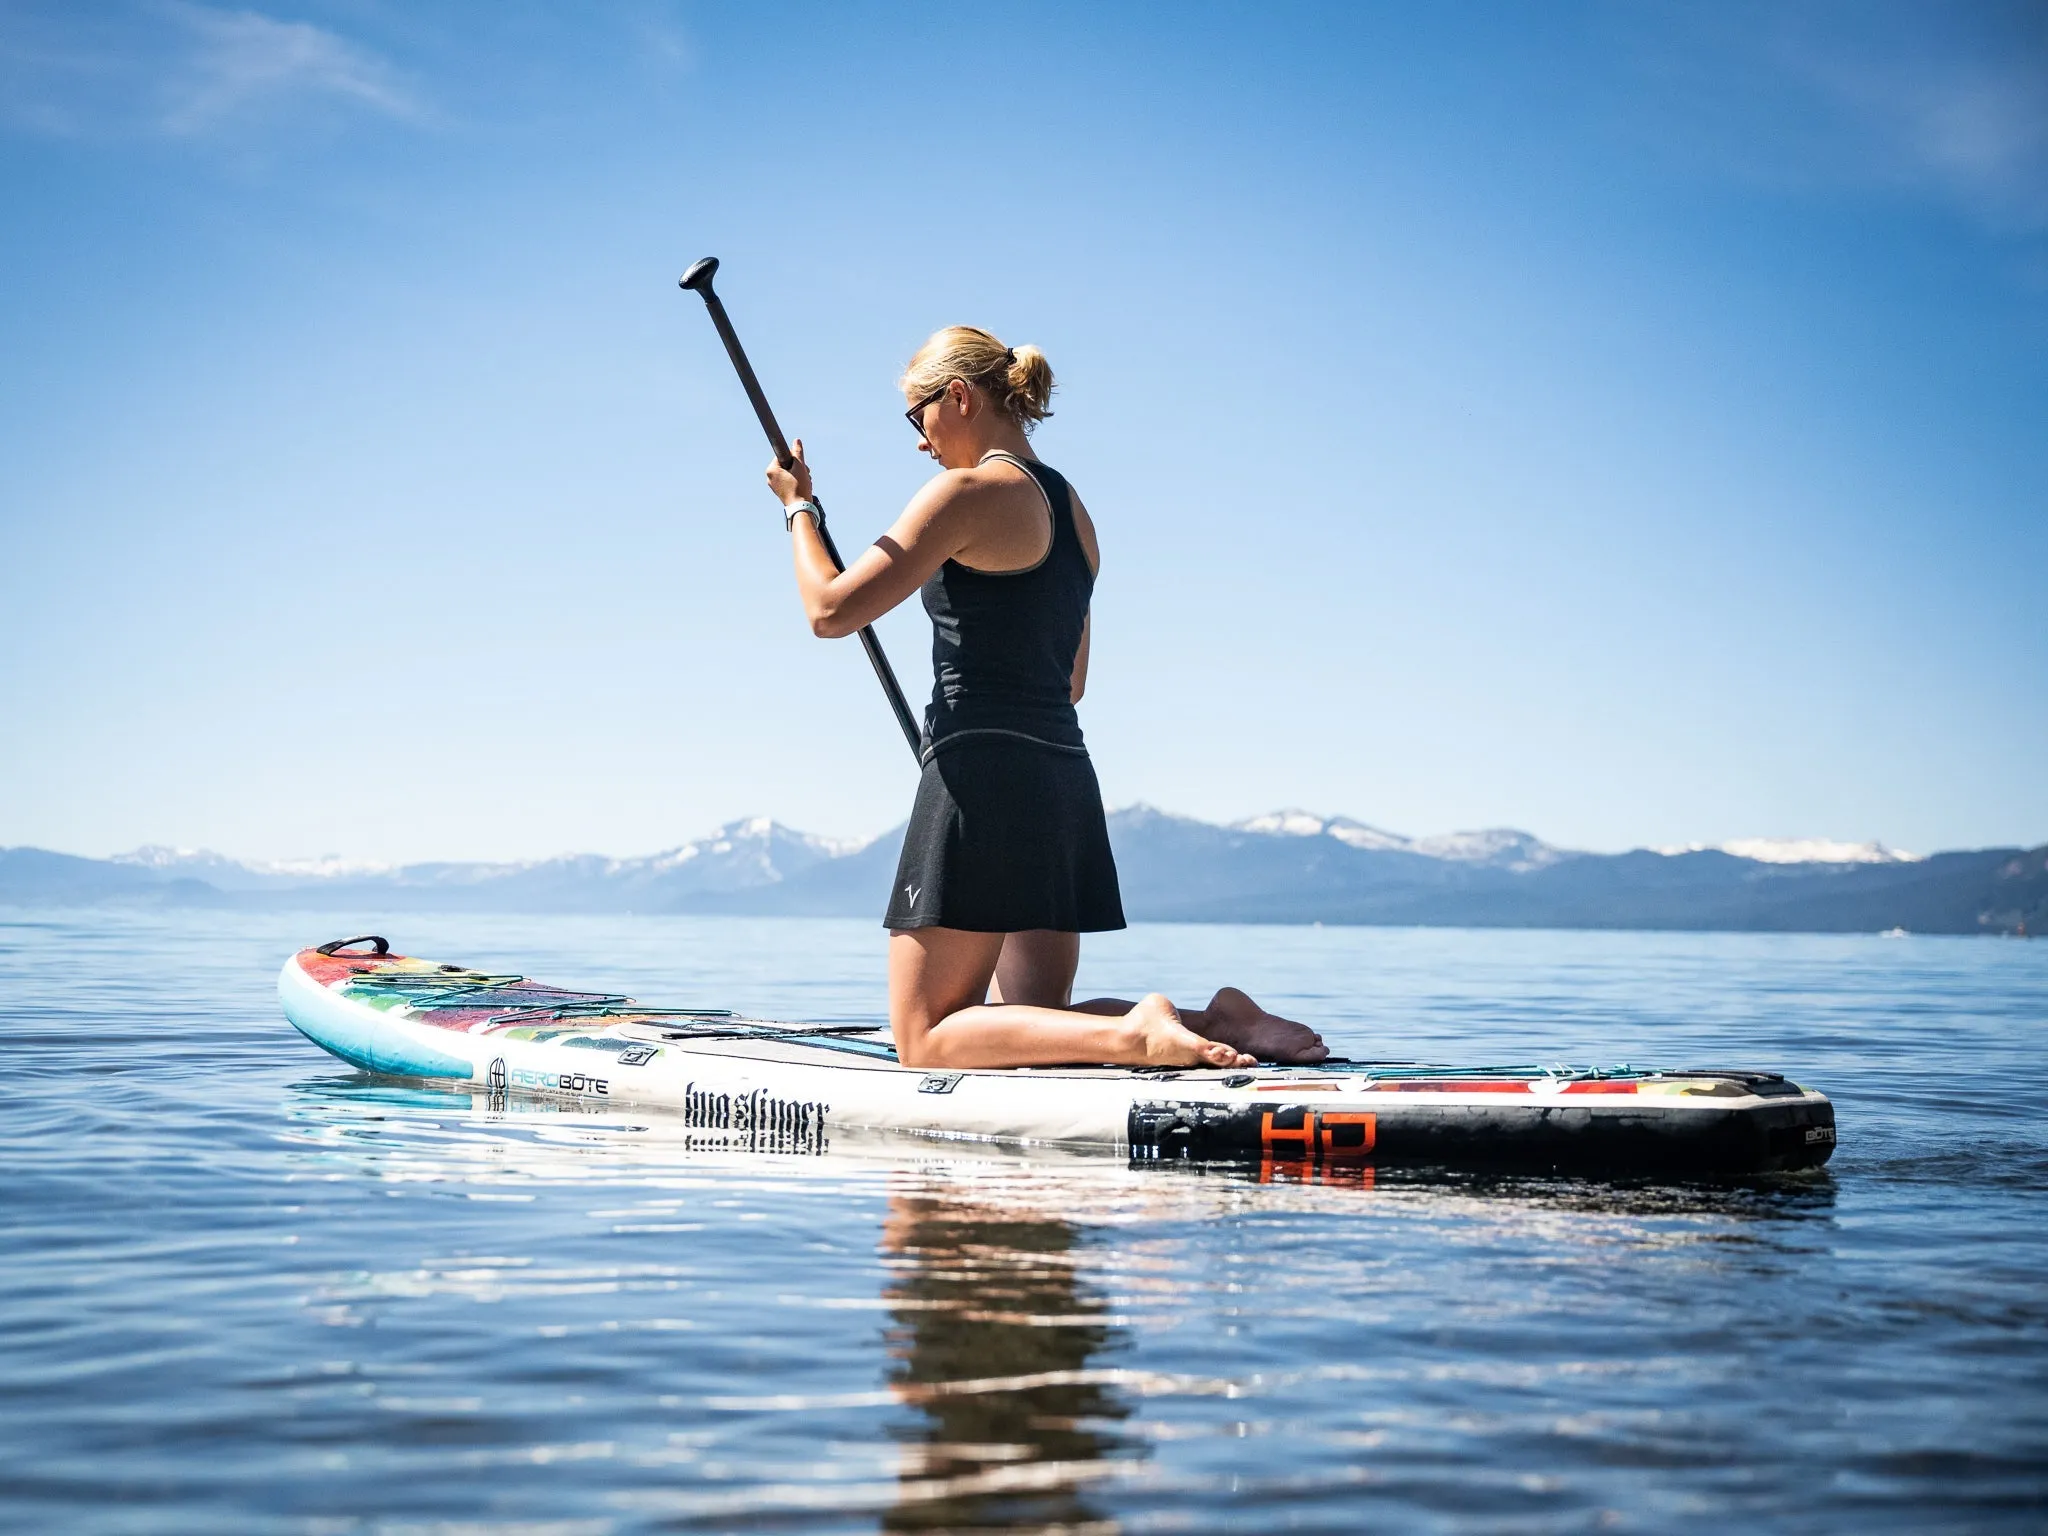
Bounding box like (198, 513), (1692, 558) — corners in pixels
(884, 737), (1126, 934)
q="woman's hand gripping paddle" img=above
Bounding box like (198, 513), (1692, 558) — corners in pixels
(678, 257), (924, 761)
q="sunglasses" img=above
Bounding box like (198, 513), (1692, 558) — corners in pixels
(904, 382), (954, 441)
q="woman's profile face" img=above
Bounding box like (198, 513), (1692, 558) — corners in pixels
(906, 379), (969, 466)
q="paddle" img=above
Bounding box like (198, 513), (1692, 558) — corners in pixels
(679, 256), (924, 761)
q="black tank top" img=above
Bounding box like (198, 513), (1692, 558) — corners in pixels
(919, 452), (1093, 760)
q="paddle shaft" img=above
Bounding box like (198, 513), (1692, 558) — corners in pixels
(681, 266), (924, 761)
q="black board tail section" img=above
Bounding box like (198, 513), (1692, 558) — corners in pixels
(1130, 1095), (1836, 1176)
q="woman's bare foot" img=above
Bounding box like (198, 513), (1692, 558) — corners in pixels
(1198, 987), (1329, 1064)
(1128, 993), (1257, 1069)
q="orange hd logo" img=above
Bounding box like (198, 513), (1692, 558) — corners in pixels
(1259, 1105), (1377, 1162)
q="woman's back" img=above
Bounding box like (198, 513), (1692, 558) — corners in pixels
(920, 453), (1093, 754)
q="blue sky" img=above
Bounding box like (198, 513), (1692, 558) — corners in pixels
(1, 1), (2043, 863)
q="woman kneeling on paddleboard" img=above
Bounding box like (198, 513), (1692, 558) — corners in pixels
(768, 328), (1325, 1071)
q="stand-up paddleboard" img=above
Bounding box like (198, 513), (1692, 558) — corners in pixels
(279, 938), (1837, 1176)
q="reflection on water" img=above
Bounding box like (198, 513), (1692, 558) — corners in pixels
(275, 1075), (1854, 1532)
(880, 1186), (1135, 1531)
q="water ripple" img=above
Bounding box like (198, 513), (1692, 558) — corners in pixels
(2, 910), (2044, 1531)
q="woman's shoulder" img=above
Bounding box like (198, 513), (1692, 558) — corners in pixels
(963, 453), (1048, 488)
(918, 457), (1043, 514)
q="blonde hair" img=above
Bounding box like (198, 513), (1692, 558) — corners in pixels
(900, 326), (1054, 430)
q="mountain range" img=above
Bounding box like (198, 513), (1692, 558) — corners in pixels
(2, 809), (2041, 936)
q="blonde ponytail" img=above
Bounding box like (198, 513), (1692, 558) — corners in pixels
(901, 326), (1055, 429)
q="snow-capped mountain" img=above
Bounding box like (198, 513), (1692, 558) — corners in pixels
(639, 816), (871, 879)
(1230, 810), (1574, 870)
(1234, 810), (1413, 852)
(1655, 837), (1922, 865)
(106, 819), (873, 896)
(111, 846), (399, 889)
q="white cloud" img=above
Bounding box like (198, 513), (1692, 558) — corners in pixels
(1611, 1), (2048, 240)
(1772, 4), (2048, 230)
(0, 1), (420, 143)
(158, 3), (418, 134)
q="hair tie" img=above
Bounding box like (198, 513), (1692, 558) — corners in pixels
(1004, 348), (1016, 366)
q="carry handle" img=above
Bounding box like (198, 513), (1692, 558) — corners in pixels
(316, 935), (390, 956)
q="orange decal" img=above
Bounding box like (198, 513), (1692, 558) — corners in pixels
(1251, 1082), (1344, 1093)
(1316, 1112), (1377, 1158)
(1260, 1107), (1377, 1167)
(1260, 1106), (1318, 1161)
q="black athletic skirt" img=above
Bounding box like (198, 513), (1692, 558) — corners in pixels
(884, 737), (1126, 934)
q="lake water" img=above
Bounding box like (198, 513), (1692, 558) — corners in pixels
(3, 909), (2045, 1532)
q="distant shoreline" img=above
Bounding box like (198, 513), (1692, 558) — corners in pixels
(5, 809), (2042, 938)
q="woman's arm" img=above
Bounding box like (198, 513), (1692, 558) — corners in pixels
(1067, 486), (1099, 703)
(768, 440), (975, 639)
